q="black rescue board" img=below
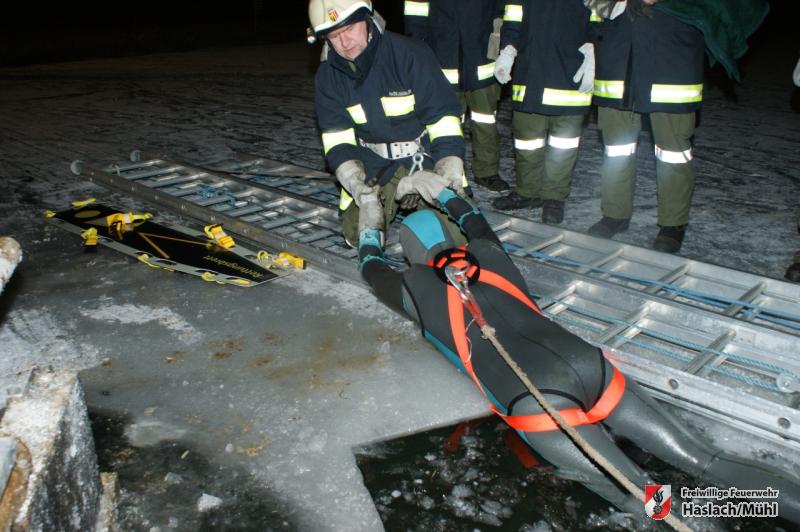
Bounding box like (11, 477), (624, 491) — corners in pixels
(48, 202), (281, 287)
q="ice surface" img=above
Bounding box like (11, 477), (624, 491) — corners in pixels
(197, 493), (223, 512)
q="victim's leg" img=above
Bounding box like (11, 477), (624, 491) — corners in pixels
(604, 378), (800, 523)
(511, 395), (650, 514)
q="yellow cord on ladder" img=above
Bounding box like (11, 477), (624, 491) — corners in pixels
(204, 224), (235, 249)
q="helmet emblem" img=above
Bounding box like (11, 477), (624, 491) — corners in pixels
(327, 8), (339, 22)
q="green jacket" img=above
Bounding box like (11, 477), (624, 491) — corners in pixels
(654, 0), (769, 80)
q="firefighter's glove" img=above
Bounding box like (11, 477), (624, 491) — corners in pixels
(396, 171), (449, 206)
(357, 190), (384, 234)
(434, 156), (467, 197)
(493, 45), (517, 85)
(573, 43), (595, 94)
(486, 18), (503, 60)
(586, 0), (627, 19)
(399, 193), (421, 210)
(336, 160), (379, 207)
(610, 1), (627, 19)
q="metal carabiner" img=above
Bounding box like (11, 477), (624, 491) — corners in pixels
(409, 151), (425, 174)
(444, 265), (471, 302)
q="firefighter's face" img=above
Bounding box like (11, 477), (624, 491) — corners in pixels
(327, 21), (368, 61)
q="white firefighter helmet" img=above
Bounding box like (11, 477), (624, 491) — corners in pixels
(308, 0), (373, 42)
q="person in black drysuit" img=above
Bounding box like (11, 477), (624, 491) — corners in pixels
(356, 170), (800, 522)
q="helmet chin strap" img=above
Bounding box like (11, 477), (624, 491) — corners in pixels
(370, 9), (386, 34)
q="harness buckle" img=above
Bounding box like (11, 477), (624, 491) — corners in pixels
(444, 265), (471, 302)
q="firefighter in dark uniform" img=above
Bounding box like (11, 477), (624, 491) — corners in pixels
(310, 0), (469, 247)
(355, 170), (800, 521)
(404, 0), (509, 193)
(491, 0), (597, 225)
(588, 0), (703, 253)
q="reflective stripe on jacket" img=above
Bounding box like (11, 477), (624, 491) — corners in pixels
(315, 27), (465, 184)
(501, 0), (595, 115)
(404, 0), (504, 92)
(593, 7), (705, 114)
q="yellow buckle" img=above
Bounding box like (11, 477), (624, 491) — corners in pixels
(204, 224), (235, 249)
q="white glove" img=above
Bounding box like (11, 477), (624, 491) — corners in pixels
(434, 156), (467, 196)
(494, 45), (517, 85)
(486, 17), (502, 60)
(610, 1), (627, 19)
(335, 160), (378, 207)
(573, 42), (595, 94)
(358, 191), (384, 233)
(794, 57), (800, 87)
(584, 0), (627, 20)
(396, 171), (450, 205)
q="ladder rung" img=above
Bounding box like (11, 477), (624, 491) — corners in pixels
(724, 282), (766, 317)
(597, 303), (651, 346)
(683, 330), (736, 374)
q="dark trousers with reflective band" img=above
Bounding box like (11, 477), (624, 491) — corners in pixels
(512, 112), (584, 201)
(457, 83), (501, 179)
(340, 165), (466, 246)
(598, 107), (695, 226)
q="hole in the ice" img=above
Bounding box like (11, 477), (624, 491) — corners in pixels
(668, 378), (679, 390)
(778, 417), (791, 429)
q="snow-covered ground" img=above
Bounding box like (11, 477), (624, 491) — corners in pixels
(0, 28), (797, 531)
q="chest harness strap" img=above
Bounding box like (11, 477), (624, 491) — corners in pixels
(442, 262), (624, 433)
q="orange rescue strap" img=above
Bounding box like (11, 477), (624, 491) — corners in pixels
(444, 265), (625, 432)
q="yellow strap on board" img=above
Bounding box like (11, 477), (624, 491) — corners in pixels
(71, 197), (96, 208)
(257, 250), (305, 270)
(204, 224), (235, 249)
(81, 227), (98, 247)
(137, 253), (161, 269)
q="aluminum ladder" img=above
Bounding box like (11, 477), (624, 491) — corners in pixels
(69, 151), (800, 454)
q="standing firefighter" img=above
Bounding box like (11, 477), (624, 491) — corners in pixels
(309, 0), (468, 247)
(491, 0), (597, 224)
(404, 0), (509, 192)
(587, 0), (704, 252)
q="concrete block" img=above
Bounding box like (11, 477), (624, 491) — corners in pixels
(0, 369), (102, 531)
(0, 236), (22, 296)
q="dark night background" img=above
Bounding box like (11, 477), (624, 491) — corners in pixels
(0, 1), (795, 70)
(0, 1), (402, 67)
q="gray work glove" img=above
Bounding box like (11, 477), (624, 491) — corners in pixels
(396, 171), (450, 205)
(573, 43), (595, 94)
(493, 45), (517, 85)
(398, 192), (422, 210)
(335, 160), (379, 207)
(434, 156), (467, 196)
(358, 190), (384, 235)
(486, 17), (502, 60)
